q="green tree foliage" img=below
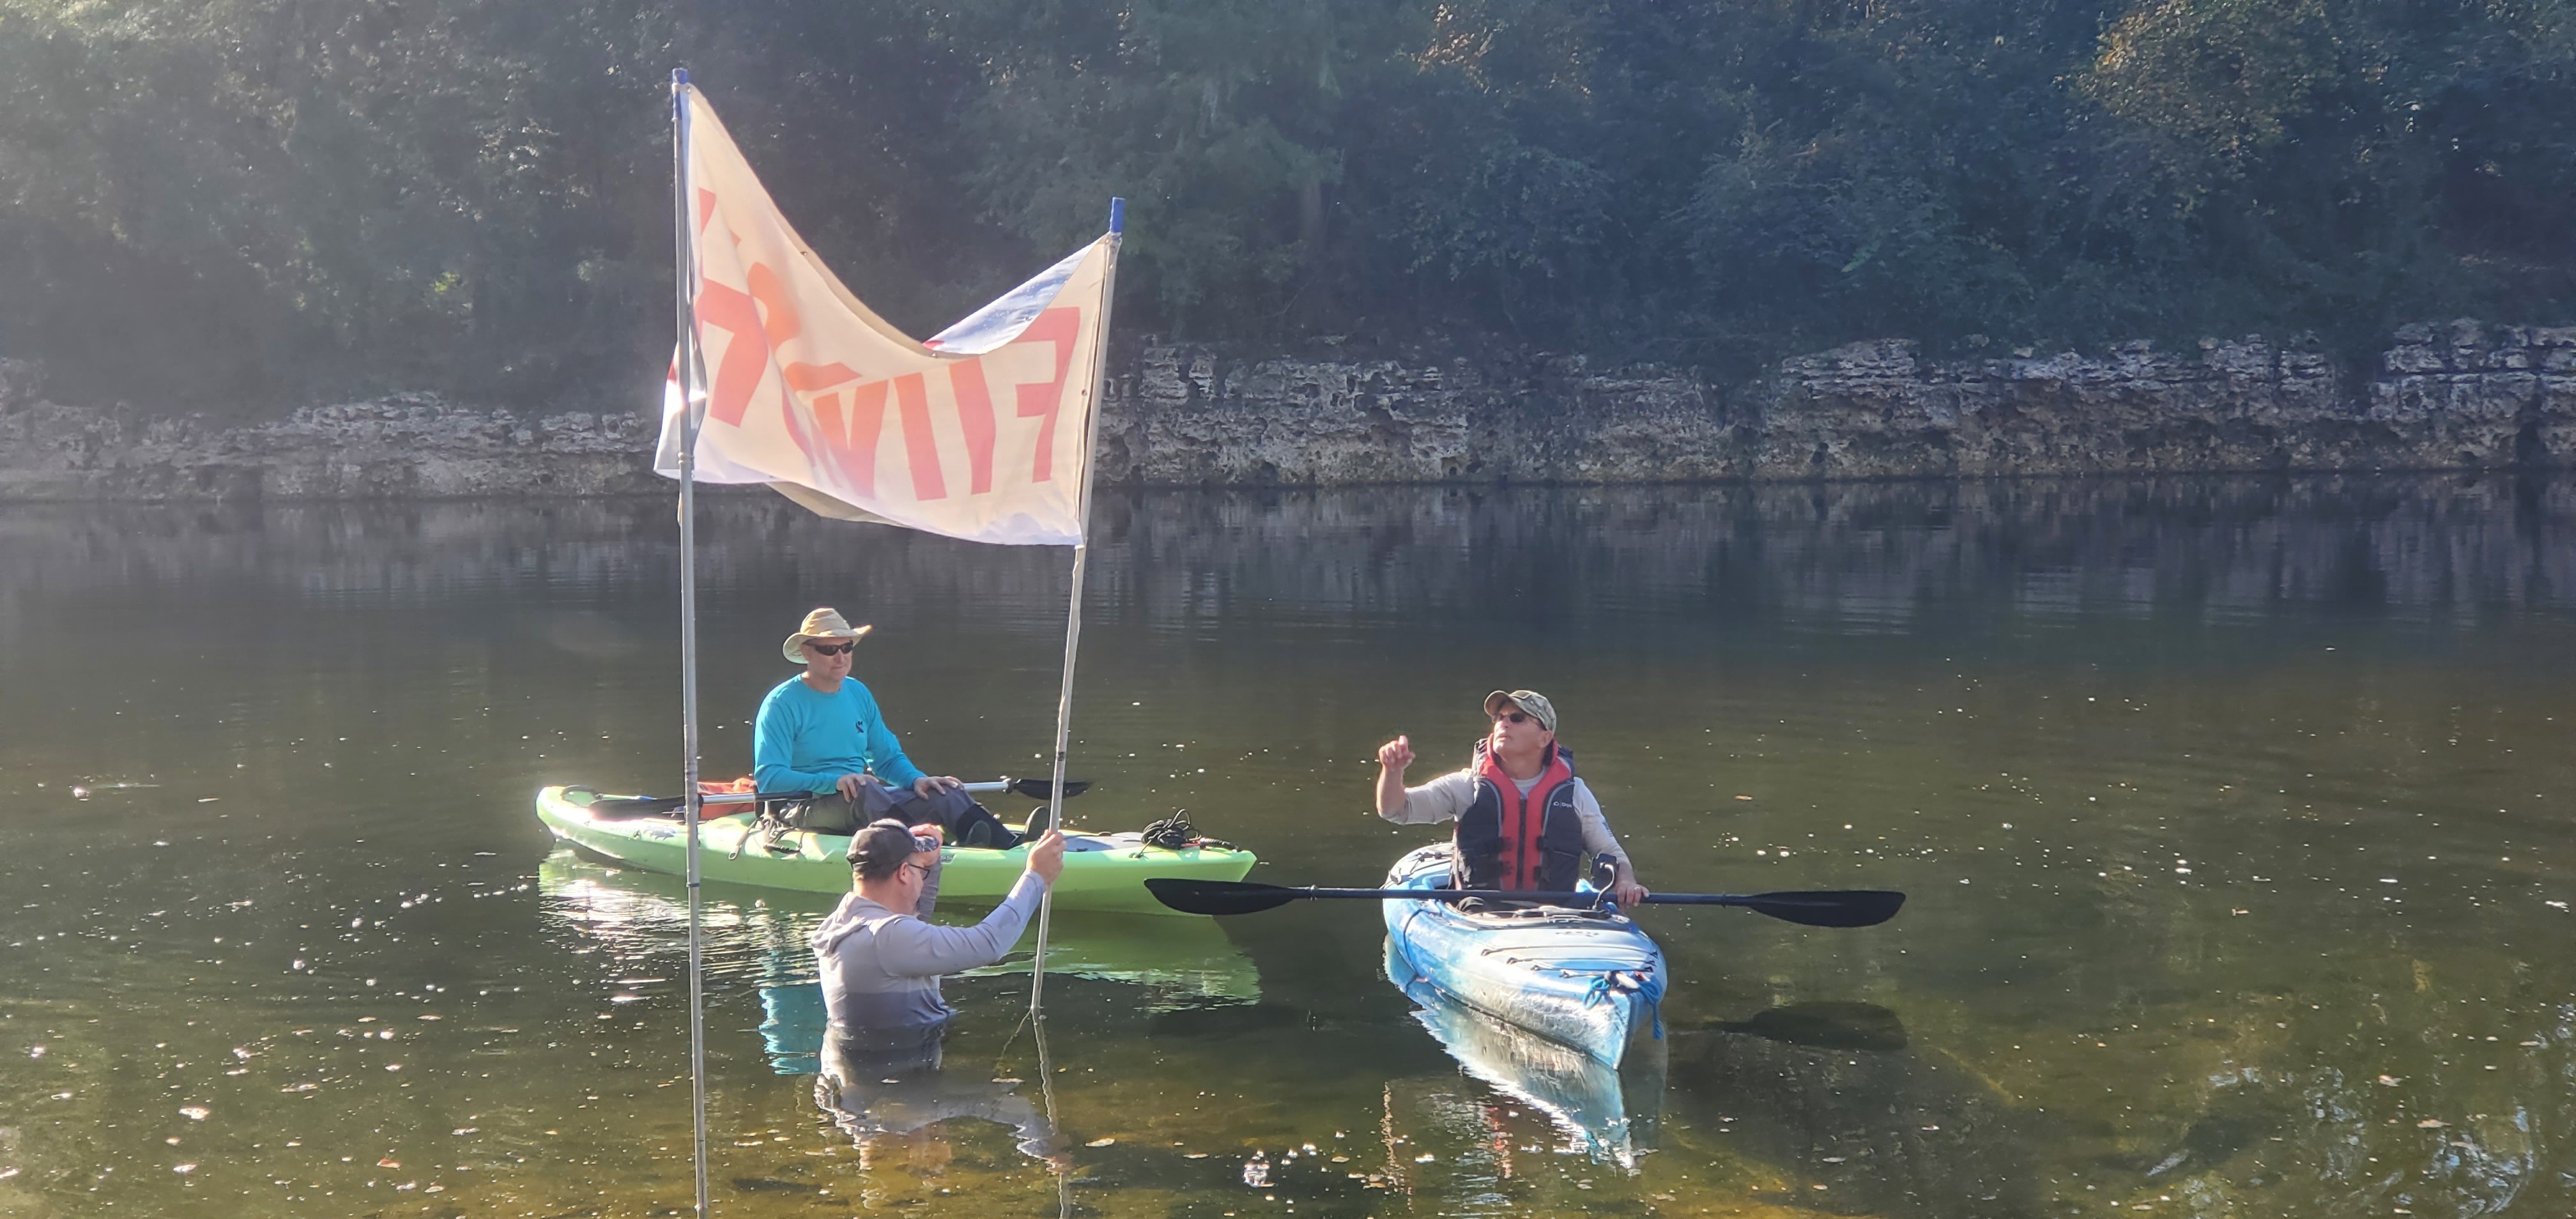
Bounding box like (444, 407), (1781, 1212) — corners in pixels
(0, 0), (2570, 409)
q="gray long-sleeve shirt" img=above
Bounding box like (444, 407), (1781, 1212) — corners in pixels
(809, 870), (1048, 1034)
(1381, 769), (1628, 862)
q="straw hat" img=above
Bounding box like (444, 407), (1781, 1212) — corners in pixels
(783, 608), (873, 661)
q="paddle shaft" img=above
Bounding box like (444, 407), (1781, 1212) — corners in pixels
(691, 779), (1014, 807)
(578, 776), (1084, 815)
(1141, 877), (1906, 925)
(700, 779), (1015, 804)
(1278, 887), (1823, 908)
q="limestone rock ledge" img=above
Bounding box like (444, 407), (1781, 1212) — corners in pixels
(1098, 319), (2576, 483)
(4, 319), (2573, 501)
(0, 392), (663, 501)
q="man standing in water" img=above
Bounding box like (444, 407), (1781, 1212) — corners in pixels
(755, 608), (1018, 847)
(811, 819), (1067, 1037)
(808, 820), (1071, 1169)
(1374, 689), (1650, 907)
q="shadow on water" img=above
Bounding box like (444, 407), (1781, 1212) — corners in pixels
(2128, 1086), (2293, 1182)
(1144, 998), (1313, 1039)
(1669, 1001), (2046, 1218)
(1710, 999), (1910, 1052)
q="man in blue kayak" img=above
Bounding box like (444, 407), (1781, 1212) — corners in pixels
(1373, 689), (1650, 907)
(755, 607), (1019, 847)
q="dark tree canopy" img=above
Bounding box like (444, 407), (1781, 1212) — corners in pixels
(4, 0), (2572, 411)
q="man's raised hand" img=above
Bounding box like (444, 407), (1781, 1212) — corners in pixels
(1023, 830), (1068, 885)
(1372, 734), (1417, 819)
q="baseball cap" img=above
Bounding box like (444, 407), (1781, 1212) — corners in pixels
(1483, 689), (1558, 732)
(849, 818), (939, 878)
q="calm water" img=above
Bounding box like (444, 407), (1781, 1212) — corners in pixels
(3, 477), (2574, 1218)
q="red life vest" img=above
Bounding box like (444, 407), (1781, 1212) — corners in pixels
(1452, 739), (1588, 891)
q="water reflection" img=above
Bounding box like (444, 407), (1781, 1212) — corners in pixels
(11, 475), (2576, 632)
(811, 1023), (1062, 1170)
(1385, 939), (1666, 1169)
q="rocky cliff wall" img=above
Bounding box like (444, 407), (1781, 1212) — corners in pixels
(3, 320), (2571, 501)
(0, 392), (664, 502)
(1101, 319), (2576, 483)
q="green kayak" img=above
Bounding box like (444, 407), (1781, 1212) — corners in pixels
(534, 785), (1257, 915)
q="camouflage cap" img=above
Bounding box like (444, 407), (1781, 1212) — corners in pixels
(1483, 689), (1558, 733)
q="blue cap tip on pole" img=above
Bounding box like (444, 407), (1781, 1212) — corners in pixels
(1108, 197), (1124, 235)
(673, 68), (688, 86)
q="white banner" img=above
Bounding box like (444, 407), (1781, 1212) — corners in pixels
(656, 89), (1114, 546)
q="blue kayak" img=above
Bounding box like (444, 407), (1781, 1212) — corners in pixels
(1381, 843), (1667, 1069)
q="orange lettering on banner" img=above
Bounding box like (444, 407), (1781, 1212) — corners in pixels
(1008, 308), (1081, 482)
(692, 190), (774, 425)
(893, 374), (947, 501)
(785, 362), (861, 392)
(812, 381), (888, 499)
(746, 264), (801, 348)
(691, 182), (1092, 507)
(697, 278), (769, 429)
(949, 360), (998, 495)
(698, 263), (813, 430)
(691, 190), (829, 431)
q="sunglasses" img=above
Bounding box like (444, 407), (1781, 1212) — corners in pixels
(901, 862), (934, 882)
(806, 641), (857, 656)
(1492, 710), (1534, 725)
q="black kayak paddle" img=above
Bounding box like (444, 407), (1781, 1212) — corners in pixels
(1144, 878), (1905, 928)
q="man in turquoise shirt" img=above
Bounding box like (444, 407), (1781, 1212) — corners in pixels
(755, 608), (1017, 847)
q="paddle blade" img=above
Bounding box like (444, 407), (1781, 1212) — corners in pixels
(1735, 889), (1906, 928)
(1011, 778), (1091, 800)
(1145, 878), (1302, 917)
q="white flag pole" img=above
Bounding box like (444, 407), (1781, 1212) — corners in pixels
(1030, 198), (1124, 1018)
(668, 67), (714, 1219)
